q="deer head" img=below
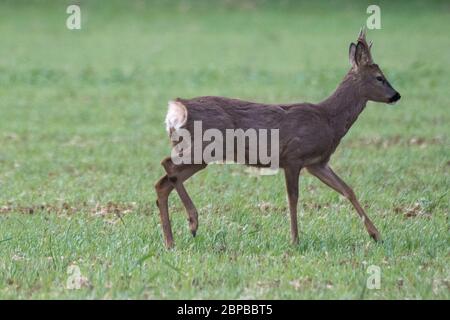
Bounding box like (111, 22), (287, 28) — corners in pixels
(348, 28), (401, 104)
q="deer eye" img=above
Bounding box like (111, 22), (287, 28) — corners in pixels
(376, 76), (384, 82)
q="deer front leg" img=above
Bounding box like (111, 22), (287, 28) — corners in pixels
(306, 164), (381, 242)
(284, 165), (301, 245)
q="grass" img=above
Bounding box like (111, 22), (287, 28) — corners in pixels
(0, 0), (449, 299)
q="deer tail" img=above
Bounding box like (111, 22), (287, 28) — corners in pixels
(165, 100), (188, 134)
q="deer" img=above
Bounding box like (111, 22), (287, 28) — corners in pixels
(155, 29), (401, 249)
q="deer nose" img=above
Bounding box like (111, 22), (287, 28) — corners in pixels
(389, 92), (401, 103)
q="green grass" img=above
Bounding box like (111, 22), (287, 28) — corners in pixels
(0, 0), (449, 299)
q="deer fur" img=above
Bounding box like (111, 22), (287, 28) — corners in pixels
(155, 28), (401, 248)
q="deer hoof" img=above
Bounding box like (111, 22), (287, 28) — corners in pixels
(165, 238), (175, 249)
(166, 243), (175, 250)
(188, 217), (198, 237)
(370, 232), (382, 243)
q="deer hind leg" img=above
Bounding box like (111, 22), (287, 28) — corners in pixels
(155, 162), (205, 248)
(306, 164), (381, 242)
(284, 165), (302, 245)
(158, 157), (206, 241)
(155, 174), (175, 248)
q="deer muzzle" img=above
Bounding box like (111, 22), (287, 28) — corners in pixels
(389, 92), (401, 104)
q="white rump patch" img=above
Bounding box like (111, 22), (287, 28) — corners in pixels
(165, 100), (187, 133)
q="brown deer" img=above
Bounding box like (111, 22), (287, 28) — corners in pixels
(155, 29), (401, 248)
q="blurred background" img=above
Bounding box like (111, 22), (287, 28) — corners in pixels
(0, 1), (448, 299)
(0, 0), (448, 203)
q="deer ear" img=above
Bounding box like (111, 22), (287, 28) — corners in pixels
(349, 42), (357, 67)
(355, 41), (371, 66)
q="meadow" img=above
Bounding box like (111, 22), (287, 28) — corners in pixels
(0, 0), (448, 299)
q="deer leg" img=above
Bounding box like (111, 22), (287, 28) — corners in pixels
(306, 164), (381, 242)
(155, 166), (205, 248)
(160, 157), (206, 237)
(284, 165), (301, 245)
(155, 175), (175, 248)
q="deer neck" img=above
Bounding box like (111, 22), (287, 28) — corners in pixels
(318, 73), (368, 140)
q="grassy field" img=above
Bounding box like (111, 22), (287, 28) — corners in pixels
(0, 0), (448, 299)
